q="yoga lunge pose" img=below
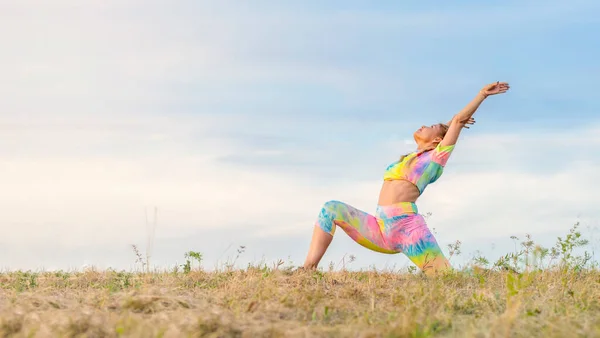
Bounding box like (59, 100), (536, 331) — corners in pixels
(303, 81), (510, 275)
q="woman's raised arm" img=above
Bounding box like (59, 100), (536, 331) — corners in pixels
(440, 81), (510, 147)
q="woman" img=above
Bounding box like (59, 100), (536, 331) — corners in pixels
(302, 81), (510, 275)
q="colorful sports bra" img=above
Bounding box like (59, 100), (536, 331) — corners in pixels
(383, 142), (455, 193)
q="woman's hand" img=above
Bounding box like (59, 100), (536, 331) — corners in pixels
(462, 117), (475, 129)
(440, 81), (507, 147)
(480, 81), (510, 97)
(447, 116), (476, 129)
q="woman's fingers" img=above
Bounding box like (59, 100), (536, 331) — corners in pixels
(462, 117), (475, 129)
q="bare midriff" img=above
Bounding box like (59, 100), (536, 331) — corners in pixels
(377, 179), (421, 205)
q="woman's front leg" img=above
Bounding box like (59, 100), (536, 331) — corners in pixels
(303, 225), (334, 269)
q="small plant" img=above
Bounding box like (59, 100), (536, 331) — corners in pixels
(182, 251), (203, 274)
(471, 252), (490, 268)
(131, 245), (148, 272)
(531, 245), (550, 271)
(520, 234), (534, 271)
(130, 207), (159, 273)
(448, 240), (462, 262)
(224, 245), (246, 270)
(272, 259), (285, 271)
(337, 254), (356, 271)
(552, 222), (591, 271)
(489, 222), (593, 274)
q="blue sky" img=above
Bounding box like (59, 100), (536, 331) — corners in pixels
(1, 0), (599, 271)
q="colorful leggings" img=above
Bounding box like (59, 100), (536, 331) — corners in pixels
(316, 200), (450, 273)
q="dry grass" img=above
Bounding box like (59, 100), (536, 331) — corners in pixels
(1, 267), (599, 337)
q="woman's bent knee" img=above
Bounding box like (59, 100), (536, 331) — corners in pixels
(322, 200), (343, 211)
(316, 200), (343, 235)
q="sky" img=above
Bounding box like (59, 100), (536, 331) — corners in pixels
(1, 0), (600, 272)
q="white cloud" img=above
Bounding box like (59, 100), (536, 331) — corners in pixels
(0, 114), (332, 247)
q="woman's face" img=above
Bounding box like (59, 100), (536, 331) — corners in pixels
(414, 124), (444, 143)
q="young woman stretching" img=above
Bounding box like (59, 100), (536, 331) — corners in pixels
(303, 81), (510, 275)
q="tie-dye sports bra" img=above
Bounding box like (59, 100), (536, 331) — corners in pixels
(383, 143), (455, 193)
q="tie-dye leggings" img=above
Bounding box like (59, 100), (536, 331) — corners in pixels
(316, 200), (450, 273)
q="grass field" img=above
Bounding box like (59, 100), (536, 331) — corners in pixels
(1, 224), (599, 337)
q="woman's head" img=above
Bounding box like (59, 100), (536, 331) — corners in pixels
(397, 123), (449, 162)
(413, 123), (449, 149)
